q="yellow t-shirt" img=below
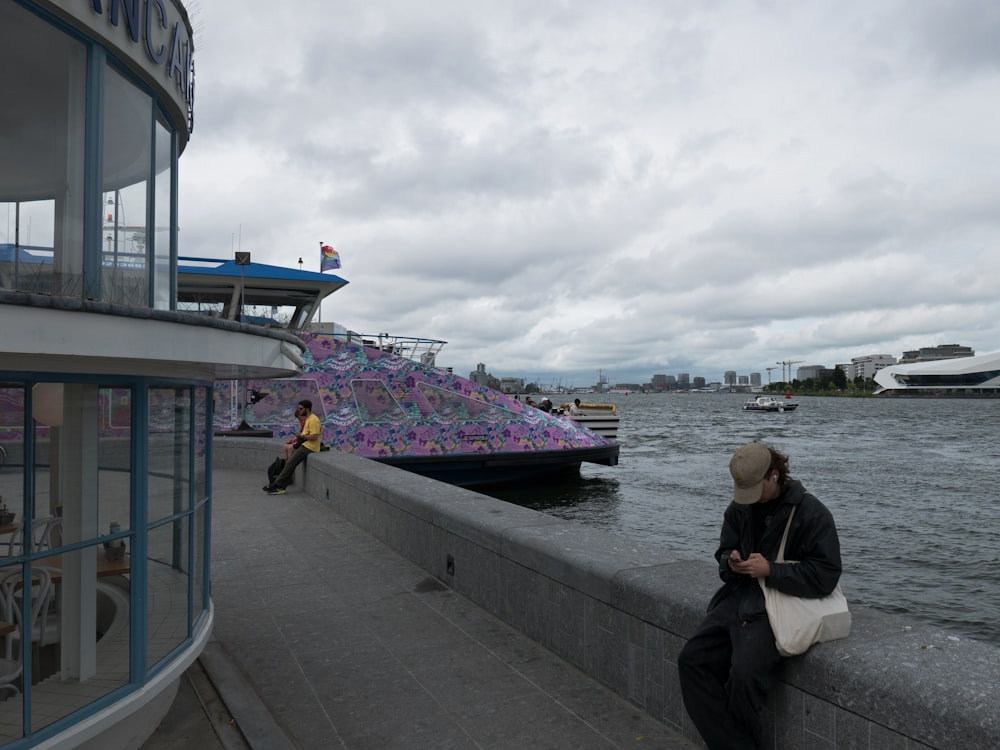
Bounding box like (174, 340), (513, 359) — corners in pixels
(302, 413), (322, 452)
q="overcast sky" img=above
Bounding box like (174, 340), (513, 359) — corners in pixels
(179, 0), (1000, 387)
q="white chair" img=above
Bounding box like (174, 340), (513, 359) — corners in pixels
(5, 516), (60, 557)
(1, 519), (62, 654)
(2, 523), (24, 558)
(0, 567), (52, 699)
(37, 517), (61, 551)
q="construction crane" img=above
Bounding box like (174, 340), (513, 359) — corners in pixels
(765, 366), (778, 384)
(776, 360), (804, 382)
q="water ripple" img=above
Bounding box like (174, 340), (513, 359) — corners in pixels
(485, 393), (1000, 644)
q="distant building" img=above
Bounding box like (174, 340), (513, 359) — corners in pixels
(651, 374), (669, 389)
(750, 372), (762, 387)
(875, 350), (1000, 396)
(724, 370), (737, 386)
(795, 364), (834, 381)
(500, 376), (525, 393)
(470, 363), (490, 386)
(850, 354), (897, 381)
(898, 344), (974, 364)
(615, 383), (643, 392)
(469, 363), (502, 391)
(693, 376), (706, 389)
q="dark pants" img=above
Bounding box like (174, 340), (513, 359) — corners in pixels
(677, 593), (782, 750)
(273, 444), (312, 488)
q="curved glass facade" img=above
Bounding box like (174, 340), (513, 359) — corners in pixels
(0, 1), (177, 309)
(0, 2), (209, 745)
(0, 381), (211, 742)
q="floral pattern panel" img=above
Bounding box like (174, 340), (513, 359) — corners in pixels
(214, 333), (614, 460)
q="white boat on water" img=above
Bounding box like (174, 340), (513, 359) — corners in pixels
(742, 395), (798, 413)
(558, 402), (620, 439)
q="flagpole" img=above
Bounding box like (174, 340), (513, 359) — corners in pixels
(317, 241), (322, 324)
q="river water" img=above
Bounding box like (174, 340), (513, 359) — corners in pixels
(486, 393), (1000, 646)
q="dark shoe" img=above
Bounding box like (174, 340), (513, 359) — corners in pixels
(262, 484), (275, 492)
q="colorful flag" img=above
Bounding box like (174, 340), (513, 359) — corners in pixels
(320, 243), (341, 271)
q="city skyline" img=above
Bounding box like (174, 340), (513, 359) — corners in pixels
(472, 343), (975, 390)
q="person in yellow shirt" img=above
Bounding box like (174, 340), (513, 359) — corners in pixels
(264, 400), (322, 495)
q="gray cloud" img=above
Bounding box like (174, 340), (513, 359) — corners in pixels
(178, 0), (1000, 387)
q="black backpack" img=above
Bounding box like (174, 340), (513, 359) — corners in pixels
(267, 457), (285, 484)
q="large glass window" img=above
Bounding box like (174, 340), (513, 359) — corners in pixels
(0, 384), (27, 744)
(193, 388), (208, 620)
(147, 387), (193, 668)
(0, 384), (25, 542)
(103, 65), (152, 307)
(99, 388), (134, 534)
(153, 115), (174, 311)
(1, 3), (181, 309)
(146, 518), (190, 669)
(0, 378), (208, 734)
(0, 382), (135, 737)
(194, 388), (208, 503)
(193, 504), (207, 622)
(0, 3), (86, 297)
(148, 388), (191, 524)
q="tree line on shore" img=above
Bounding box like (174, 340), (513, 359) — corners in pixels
(762, 369), (876, 396)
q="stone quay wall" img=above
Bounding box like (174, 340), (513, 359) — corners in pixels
(215, 439), (999, 749)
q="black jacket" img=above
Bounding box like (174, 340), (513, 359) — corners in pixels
(707, 479), (843, 620)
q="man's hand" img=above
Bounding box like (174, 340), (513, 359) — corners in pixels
(728, 553), (770, 579)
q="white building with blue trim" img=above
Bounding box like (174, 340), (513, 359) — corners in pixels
(0, 2), (306, 746)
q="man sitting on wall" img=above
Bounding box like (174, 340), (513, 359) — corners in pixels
(263, 399), (322, 495)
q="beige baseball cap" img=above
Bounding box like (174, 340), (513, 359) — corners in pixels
(729, 442), (772, 504)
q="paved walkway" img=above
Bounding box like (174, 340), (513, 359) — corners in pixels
(147, 468), (699, 749)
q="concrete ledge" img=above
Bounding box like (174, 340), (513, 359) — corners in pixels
(197, 638), (296, 750)
(214, 442), (1000, 749)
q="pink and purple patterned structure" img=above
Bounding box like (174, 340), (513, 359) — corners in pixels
(215, 333), (618, 486)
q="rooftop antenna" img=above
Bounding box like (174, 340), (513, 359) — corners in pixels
(234, 250), (250, 321)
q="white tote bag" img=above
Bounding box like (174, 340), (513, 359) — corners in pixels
(759, 507), (851, 656)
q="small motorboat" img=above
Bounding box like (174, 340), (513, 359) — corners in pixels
(557, 402), (619, 439)
(741, 396), (798, 413)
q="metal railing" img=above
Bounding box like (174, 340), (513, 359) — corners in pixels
(330, 332), (448, 366)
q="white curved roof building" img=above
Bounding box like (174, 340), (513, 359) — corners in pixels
(873, 352), (1000, 396)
